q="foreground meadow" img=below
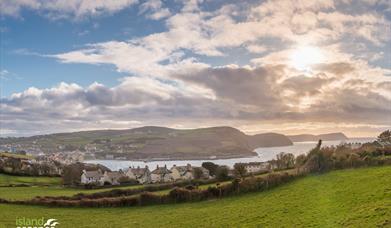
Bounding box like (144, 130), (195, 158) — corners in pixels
(0, 166), (390, 227)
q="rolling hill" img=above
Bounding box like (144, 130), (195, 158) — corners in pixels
(287, 132), (348, 142)
(0, 166), (389, 227)
(0, 126), (293, 160)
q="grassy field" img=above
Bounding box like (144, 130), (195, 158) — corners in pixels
(0, 170), (292, 199)
(0, 166), (390, 227)
(0, 174), (61, 187)
(0, 184), (146, 201)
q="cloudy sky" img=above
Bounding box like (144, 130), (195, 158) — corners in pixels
(0, 0), (390, 137)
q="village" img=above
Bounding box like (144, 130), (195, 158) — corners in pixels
(0, 150), (275, 187)
(80, 162), (272, 186)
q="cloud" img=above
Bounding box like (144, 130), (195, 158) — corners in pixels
(313, 62), (355, 75)
(245, 44), (268, 54)
(0, 0), (138, 19)
(2, 0), (391, 136)
(0, 69), (9, 76)
(2, 60), (390, 136)
(139, 0), (171, 20)
(51, 0), (390, 75)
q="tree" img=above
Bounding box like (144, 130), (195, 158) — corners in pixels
(377, 130), (391, 146)
(304, 140), (325, 172)
(284, 153), (295, 169)
(192, 167), (204, 180)
(295, 154), (306, 168)
(233, 163), (247, 179)
(269, 159), (277, 171)
(276, 153), (285, 169)
(62, 163), (84, 185)
(276, 152), (295, 169)
(202, 162), (219, 177)
(216, 166), (229, 181)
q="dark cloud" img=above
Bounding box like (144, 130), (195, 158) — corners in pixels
(176, 65), (287, 109)
(280, 73), (333, 96)
(1, 64), (390, 136)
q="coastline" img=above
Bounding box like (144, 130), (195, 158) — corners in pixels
(85, 153), (259, 162)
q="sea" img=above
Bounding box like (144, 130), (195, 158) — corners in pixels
(85, 138), (374, 171)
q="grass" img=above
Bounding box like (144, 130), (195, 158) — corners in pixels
(0, 166), (390, 227)
(0, 183), (144, 200)
(0, 174), (61, 187)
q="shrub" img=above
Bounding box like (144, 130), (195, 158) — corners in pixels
(216, 166), (229, 181)
(139, 192), (162, 206)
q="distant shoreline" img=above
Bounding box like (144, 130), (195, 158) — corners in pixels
(86, 138), (376, 163)
(85, 154), (259, 162)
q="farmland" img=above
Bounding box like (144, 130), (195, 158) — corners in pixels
(0, 166), (390, 227)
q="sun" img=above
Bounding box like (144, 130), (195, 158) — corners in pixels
(289, 46), (325, 72)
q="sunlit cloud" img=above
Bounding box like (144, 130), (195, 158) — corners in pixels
(1, 0), (390, 136)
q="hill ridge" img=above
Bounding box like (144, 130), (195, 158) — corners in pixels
(0, 126), (293, 160)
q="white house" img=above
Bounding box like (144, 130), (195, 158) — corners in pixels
(170, 164), (193, 181)
(241, 162), (270, 174)
(151, 165), (173, 183)
(125, 166), (151, 184)
(171, 164), (210, 181)
(81, 169), (103, 185)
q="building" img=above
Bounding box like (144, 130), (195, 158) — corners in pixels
(171, 164), (210, 181)
(240, 162), (270, 174)
(125, 166), (151, 184)
(81, 169), (103, 185)
(151, 165), (173, 183)
(101, 171), (125, 185)
(170, 164), (193, 181)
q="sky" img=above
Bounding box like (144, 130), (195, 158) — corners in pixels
(0, 0), (390, 137)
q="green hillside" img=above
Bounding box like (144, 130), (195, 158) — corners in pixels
(0, 166), (390, 227)
(0, 126), (293, 160)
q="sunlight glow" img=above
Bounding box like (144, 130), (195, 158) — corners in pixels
(289, 46), (325, 72)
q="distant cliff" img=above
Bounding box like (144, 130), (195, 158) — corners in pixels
(247, 133), (293, 148)
(287, 132), (348, 142)
(0, 126), (293, 160)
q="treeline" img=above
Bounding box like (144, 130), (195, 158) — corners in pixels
(299, 139), (391, 173)
(0, 154), (62, 177)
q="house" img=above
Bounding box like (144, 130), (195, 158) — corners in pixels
(81, 169), (103, 185)
(197, 166), (210, 179)
(151, 165), (173, 183)
(241, 162), (270, 174)
(170, 164), (193, 181)
(101, 171), (124, 185)
(171, 164), (210, 181)
(125, 166), (151, 184)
